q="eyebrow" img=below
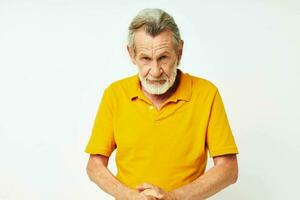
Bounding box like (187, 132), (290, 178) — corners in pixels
(158, 51), (171, 56)
(138, 53), (150, 57)
(138, 51), (171, 57)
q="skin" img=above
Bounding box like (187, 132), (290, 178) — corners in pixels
(86, 28), (239, 199)
(86, 154), (157, 200)
(127, 28), (183, 109)
(86, 154), (238, 200)
(136, 154), (238, 200)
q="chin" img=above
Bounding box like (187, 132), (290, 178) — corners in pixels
(142, 82), (171, 95)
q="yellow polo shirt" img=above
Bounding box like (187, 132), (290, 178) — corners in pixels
(85, 69), (238, 192)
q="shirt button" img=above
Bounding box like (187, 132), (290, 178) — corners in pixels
(149, 105), (154, 110)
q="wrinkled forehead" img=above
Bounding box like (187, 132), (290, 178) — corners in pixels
(134, 28), (175, 55)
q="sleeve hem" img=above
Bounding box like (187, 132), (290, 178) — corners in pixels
(84, 146), (113, 157)
(209, 146), (239, 158)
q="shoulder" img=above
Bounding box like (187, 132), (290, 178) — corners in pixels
(185, 72), (218, 95)
(104, 73), (138, 97)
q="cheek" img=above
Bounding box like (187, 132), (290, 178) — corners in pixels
(137, 65), (149, 77)
(164, 63), (176, 75)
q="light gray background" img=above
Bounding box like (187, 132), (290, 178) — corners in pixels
(0, 0), (299, 199)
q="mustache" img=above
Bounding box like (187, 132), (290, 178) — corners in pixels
(146, 78), (166, 81)
(146, 75), (168, 81)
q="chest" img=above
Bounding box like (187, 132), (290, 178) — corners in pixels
(113, 100), (209, 155)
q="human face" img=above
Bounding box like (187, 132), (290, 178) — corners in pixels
(139, 62), (177, 95)
(128, 29), (182, 95)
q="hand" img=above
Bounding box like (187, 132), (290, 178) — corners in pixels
(136, 183), (177, 200)
(125, 189), (158, 200)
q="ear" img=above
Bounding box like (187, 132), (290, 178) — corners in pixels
(127, 45), (137, 65)
(177, 40), (184, 63)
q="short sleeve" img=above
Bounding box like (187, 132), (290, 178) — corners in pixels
(206, 89), (239, 157)
(84, 86), (116, 157)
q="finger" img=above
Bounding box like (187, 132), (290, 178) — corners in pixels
(146, 196), (157, 200)
(142, 189), (156, 196)
(142, 183), (154, 188)
(136, 186), (150, 192)
(136, 188), (144, 192)
(136, 183), (153, 190)
(146, 194), (164, 200)
(142, 189), (164, 199)
(143, 185), (164, 199)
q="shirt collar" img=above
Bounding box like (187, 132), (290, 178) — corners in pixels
(129, 69), (192, 102)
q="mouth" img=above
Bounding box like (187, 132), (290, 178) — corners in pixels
(146, 79), (166, 84)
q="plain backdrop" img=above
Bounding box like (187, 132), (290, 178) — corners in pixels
(0, 0), (299, 199)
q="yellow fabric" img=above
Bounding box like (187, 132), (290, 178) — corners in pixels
(85, 69), (239, 192)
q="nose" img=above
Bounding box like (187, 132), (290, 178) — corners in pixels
(149, 61), (162, 78)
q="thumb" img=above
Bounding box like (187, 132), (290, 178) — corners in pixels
(136, 185), (146, 191)
(136, 183), (152, 191)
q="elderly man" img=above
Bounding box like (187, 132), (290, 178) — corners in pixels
(85, 8), (239, 200)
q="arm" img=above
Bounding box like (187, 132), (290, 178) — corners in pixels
(170, 154), (238, 200)
(86, 154), (143, 200)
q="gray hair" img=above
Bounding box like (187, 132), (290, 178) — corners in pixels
(128, 8), (182, 55)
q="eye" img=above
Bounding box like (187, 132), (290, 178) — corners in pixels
(159, 56), (168, 60)
(141, 57), (151, 61)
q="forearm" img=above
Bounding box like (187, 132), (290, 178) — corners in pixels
(87, 164), (133, 200)
(171, 163), (237, 200)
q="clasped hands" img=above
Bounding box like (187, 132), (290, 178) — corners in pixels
(130, 182), (177, 200)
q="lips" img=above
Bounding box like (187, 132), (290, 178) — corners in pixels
(147, 79), (166, 84)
